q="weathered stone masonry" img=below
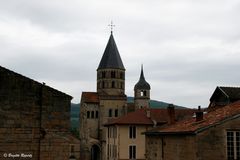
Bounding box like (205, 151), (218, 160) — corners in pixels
(0, 66), (80, 160)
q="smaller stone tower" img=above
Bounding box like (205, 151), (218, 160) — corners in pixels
(134, 65), (151, 109)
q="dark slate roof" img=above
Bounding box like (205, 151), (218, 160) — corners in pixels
(134, 65), (151, 90)
(97, 34), (125, 70)
(210, 86), (240, 101)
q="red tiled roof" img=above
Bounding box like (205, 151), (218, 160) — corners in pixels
(106, 109), (153, 125)
(81, 92), (99, 103)
(146, 100), (240, 135)
(104, 108), (195, 126)
(152, 108), (195, 123)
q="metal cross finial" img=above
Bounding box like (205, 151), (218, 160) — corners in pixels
(108, 21), (115, 34)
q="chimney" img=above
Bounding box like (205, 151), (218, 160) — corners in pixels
(196, 106), (203, 122)
(167, 104), (175, 124)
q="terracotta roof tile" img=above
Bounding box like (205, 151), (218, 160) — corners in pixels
(104, 108), (195, 126)
(81, 92), (99, 103)
(105, 109), (153, 125)
(146, 100), (240, 135)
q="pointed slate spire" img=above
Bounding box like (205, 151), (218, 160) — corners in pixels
(97, 33), (125, 70)
(134, 65), (151, 90)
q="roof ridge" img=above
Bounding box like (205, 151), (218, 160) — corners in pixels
(219, 86), (240, 89)
(0, 65), (72, 98)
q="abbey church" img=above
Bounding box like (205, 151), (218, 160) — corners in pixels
(79, 32), (152, 160)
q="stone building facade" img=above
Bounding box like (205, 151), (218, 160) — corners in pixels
(79, 32), (197, 160)
(79, 32), (152, 160)
(0, 66), (80, 160)
(145, 99), (240, 160)
(104, 108), (195, 160)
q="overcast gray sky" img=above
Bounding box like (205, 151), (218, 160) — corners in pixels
(1, 0), (240, 107)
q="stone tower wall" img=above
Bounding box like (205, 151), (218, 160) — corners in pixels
(97, 69), (125, 95)
(134, 89), (150, 109)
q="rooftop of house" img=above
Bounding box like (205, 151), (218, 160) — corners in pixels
(145, 100), (240, 135)
(104, 108), (195, 126)
(210, 86), (240, 101)
(81, 92), (99, 103)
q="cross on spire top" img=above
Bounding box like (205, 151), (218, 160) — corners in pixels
(108, 21), (115, 34)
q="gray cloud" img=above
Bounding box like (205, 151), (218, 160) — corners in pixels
(1, 0), (240, 107)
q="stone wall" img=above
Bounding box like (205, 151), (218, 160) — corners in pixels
(145, 116), (240, 160)
(0, 66), (80, 160)
(146, 134), (196, 160)
(196, 117), (240, 160)
(79, 102), (100, 160)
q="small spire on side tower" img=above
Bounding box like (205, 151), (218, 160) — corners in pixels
(134, 65), (151, 110)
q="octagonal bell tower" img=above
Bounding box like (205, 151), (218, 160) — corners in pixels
(97, 32), (125, 96)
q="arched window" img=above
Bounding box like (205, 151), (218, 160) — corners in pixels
(102, 81), (105, 88)
(109, 109), (112, 117)
(112, 81), (115, 88)
(111, 71), (116, 78)
(115, 109), (118, 117)
(144, 90), (147, 96)
(87, 111), (90, 118)
(98, 82), (101, 88)
(120, 72), (123, 79)
(120, 72), (125, 79)
(91, 111), (94, 118)
(140, 90), (147, 96)
(102, 71), (106, 78)
(95, 111), (99, 118)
